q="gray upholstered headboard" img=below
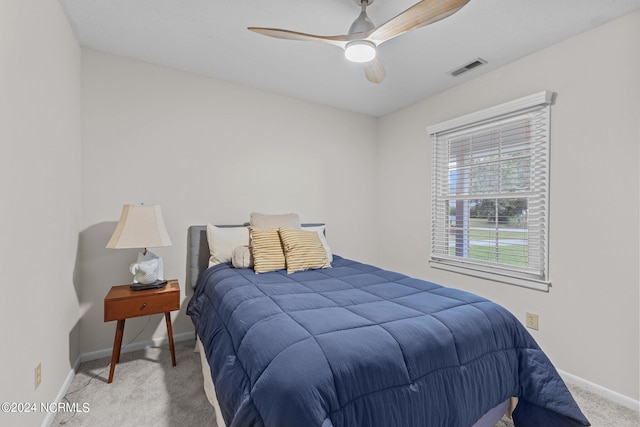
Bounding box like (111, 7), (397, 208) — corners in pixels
(187, 223), (325, 289)
(186, 225), (210, 289)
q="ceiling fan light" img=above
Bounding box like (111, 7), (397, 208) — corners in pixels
(345, 41), (376, 63)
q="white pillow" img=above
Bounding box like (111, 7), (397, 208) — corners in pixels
(250, 212), (301, 229)
(232, 245), (253, 269)
(302, 225), (333, 263)
(206, 224), (250, 267)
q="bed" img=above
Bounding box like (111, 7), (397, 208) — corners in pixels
(186, 223), (589, 427)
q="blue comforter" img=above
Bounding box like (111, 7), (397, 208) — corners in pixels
(187, 256), (589, 427)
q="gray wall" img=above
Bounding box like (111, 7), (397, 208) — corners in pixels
(79, 49), (379, 355)
(0, 1), (82, 426)
(376, 12), (640, 401)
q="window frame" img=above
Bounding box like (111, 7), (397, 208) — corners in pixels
(427, 91), (554, 291)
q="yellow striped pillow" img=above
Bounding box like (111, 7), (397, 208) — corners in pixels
(279, 227), (331, 274)
(249, 227), (285, 273)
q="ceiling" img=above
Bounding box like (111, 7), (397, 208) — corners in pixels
(59, 0), (640, 117)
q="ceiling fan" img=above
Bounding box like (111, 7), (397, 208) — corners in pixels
(248, 0), (471, 83)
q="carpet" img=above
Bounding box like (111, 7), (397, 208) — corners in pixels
(53, 339), (216, 427)
(53, 339), (639, 427)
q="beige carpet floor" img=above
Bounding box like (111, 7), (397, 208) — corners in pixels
(53, 339), (639, 427)
(52, 339), (216, 427)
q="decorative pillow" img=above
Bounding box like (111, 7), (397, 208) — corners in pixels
(206, 224), (250, 267)
(232, 245), (253, 269)
(249, 227), (286, 273)
(302, 225), (333, 263)
(250, 212), (301, 229)
(278, 227), (331, 274)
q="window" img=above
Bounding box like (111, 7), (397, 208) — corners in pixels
(427, 92), (554, 291)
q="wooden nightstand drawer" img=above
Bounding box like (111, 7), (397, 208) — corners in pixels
(104, 280), (180, 383)
(104, 280), (180, 322)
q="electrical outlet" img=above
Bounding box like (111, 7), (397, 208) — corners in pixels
(526, 312), (539, 330)
(35, 363), (41, 389)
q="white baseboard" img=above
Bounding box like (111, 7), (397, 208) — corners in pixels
(558, 369), (640, 412)
(78, 331), (194, 363)
(41, 357), (82, 427)
(41, 332), (194, 427)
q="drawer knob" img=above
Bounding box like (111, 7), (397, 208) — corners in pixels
(141, 303), (147, 309)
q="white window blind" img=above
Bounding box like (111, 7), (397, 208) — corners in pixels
(428, 92), (553, 291)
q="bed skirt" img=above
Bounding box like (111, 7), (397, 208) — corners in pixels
(196, 336), (227, 427)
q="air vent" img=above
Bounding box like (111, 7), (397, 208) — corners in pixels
(449, 58), (487, 77)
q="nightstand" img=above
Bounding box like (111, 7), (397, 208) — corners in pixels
(104, 280), (180, 383)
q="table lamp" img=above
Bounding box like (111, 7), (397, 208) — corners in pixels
(106, 204), (172, 290)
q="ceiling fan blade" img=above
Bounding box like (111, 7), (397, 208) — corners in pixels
(367, 0), (470, 45)
(248, 27), (350, 49)
(364, 58), (386, 83)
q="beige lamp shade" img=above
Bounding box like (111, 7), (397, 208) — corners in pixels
(106, 204), (172, 249)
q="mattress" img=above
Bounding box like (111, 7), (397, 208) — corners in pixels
(187, 255), (589, 427)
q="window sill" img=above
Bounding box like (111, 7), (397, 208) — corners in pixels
(430, 261), (550, 292)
